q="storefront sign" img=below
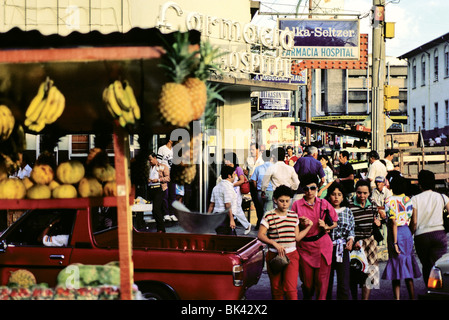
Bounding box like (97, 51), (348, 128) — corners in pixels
(157, 1), (296, 78)
(258, 91), (291, 112)
(252, 69), (307, 85)
(278, 19), (360, 60)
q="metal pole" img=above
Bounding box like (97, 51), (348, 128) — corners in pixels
(305, 0), (313, 145)
(371, 0), (385, 156)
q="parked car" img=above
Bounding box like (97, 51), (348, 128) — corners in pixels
(420, 252), (449, 299)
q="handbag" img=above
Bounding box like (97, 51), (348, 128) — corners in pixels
(240, 175), (250, 194)
(372, 222), (384, 243)
(268, 217), (290, 274)
(269, 254), (290, 274)
(441, 193), (449, 233)
(322, 208), (333, 227)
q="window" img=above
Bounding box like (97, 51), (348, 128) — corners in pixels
(435, 102), (439, 127)
(412, 108), (417, 131)
(412, 58), (417, 88)
(446, 100), (449, 125)
(421, 55), (426, 86)
(434, 49), (439, 82)
(422, 105), (426, 130)
(445, 45), (449, 77)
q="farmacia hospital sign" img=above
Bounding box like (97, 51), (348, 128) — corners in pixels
(279, 19), (360, 60)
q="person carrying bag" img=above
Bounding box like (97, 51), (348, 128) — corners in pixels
(258, 185), (313, 300)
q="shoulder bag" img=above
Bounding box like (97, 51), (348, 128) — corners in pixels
(268, 216), (290, 274)
(372, 203), (384, 243)
(240, 175), (250, 194)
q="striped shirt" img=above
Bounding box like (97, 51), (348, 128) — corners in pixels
(329, 206), (355, 242)
(261, 210), (299, 253)
(349, 197), (375, 241)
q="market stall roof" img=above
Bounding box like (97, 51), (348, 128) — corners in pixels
(291, 120), (371, 139)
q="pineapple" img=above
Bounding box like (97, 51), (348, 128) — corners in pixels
(157, 32), (196, 127)
(184, 41), (224, 121)
(157, 32), (224, 127)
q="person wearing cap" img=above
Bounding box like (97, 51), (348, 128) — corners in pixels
(372, 176), (392, 246)
(367, 150), (387, 189)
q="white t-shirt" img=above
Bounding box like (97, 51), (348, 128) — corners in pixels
(367, 160), (387, 188)
(43, 235), (69, 247)
(157, 145), (173, 168)
(411, 190), (448, 236)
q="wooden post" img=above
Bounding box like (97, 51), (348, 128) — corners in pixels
(113, 122), (134, 300)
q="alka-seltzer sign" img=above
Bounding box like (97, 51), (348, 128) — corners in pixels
(278, 19), (360, 60)
(258, 91), (291, 112)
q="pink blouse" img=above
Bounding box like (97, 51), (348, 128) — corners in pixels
(292, 197), (338, 267)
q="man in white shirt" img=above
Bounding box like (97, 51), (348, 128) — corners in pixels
(157, 138), (177, 222)
(261, 147), (299, 205)
(383, 149), (395, 172)
(367, 150), (387, 189)
(208, 165), (237, 233)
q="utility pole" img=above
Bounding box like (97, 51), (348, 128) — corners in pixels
(305, 0), (313, 145)
(371, 0), (386, 157)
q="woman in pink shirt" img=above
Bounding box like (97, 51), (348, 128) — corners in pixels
(292, 173), (338, 300)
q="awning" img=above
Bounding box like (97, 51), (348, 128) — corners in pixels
(290, 121), (371, 139)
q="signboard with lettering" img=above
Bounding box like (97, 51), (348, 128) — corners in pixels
(258, 91), (291, 112)
(278, 19), (360, 60)
(252, 69), (307, 85)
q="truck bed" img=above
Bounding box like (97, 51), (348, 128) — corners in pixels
(93, 227), (259, 253)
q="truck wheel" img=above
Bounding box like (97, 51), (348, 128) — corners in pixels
(138, 282), (178, 300)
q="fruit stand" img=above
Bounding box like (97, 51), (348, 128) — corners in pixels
(0, 27), (206, 300)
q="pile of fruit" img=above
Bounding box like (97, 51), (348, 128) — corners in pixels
(0, 266), (142, 300)
(0, 149), (119, 199)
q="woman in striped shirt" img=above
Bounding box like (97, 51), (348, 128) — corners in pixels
(349, 179), (382, 300)
(258, 185), (313, 300)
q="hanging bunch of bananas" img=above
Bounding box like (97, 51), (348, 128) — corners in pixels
(102, 80), (141, 128)
(24, 77), (66, 133)
(0, 105), (15, 141)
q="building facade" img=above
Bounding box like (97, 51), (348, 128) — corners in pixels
(399, 32), (449, 143)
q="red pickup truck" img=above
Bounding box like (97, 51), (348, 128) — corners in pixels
(0, 207), (265, 300)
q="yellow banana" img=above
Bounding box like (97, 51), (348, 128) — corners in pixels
(38, 85), (59, 125)
(45, 88), (65, 124)
(123, 80), (141, 120)
(121, 109), (135, 126)
(118, 115), (127, 127)
(106, 84), (123, 117)
(5, 108), (14, 140)
(0, 109), (7, 139)
(28, 121), (45, 133)
(25, 80), (51, 118)
(113, 80), (131, 111)
(25, 97), (46, 127)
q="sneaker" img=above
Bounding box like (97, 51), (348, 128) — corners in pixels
(244, 225), (252, 235)
(164, 215), (172, 221)
(170, 215), (178, 222)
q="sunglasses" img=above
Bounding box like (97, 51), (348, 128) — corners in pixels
(303, 185), (317, 192)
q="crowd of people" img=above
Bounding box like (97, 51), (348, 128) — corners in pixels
(209, 143), (449, 300)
